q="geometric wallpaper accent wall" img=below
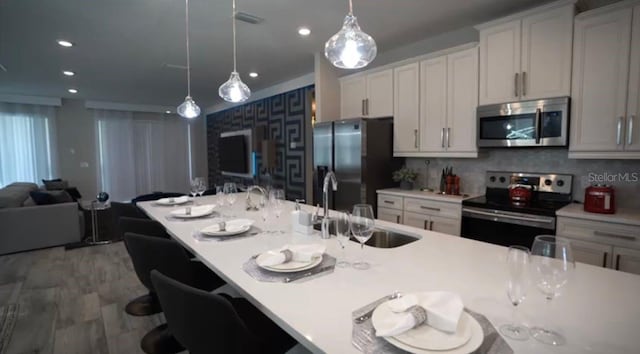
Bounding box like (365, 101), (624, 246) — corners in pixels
(206, 85), (314, 201)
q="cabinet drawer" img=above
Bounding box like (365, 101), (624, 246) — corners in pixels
(377, 194), (403, 210)
(403, 197), (461, 219)
(378, 207), (402, 224)
(557, 217), (640, 248)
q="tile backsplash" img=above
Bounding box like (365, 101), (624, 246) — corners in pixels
(406, 148), (640, 208)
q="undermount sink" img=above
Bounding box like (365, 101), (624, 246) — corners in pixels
(355, 229), (420, 248)
(312, 220), (420, 248)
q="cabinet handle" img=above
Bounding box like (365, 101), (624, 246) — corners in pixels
(414, 129), (419, 148)
(366, 99), (370, 116)
(441, 128), (445, 148)
(594, 230), (636, 241)
(423, 220), (429, 230)
(396, 215), (400, 224)
(429, 220), (434, 230)
(628, 115), (635, 145)
(420, 206), (441, 212)
(514, 73), (519, 97)
(602, 252), (608, 268)
(615, 254), (621, 270)
(362, 100), (366, 116)
(522, 72), (526, 97)
(617, 116), (624, 145)
(383, 200), (395, 205)
(447, 127), (451, 148)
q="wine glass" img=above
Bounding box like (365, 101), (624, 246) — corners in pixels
(334, 211), (351, 268)
(499, 245), (530, 340)
(530, 235), (575, 346)
(215, 185), (224, 207)
(195, 177), (206, 197)
(350, 204), (375, 270)
(224, 182), (237, 206)
(189, 178), (199, 198)
(269, 189), (285, 219)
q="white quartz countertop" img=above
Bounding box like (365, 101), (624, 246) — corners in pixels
(377, 188), (477, 204)
(557, 203), (640, 227)
(139, 195), (640, 354)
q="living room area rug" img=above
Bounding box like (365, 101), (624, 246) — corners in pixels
(0, 304), (19, 354)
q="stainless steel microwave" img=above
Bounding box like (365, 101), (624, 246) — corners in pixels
(476, 97), (569, 147)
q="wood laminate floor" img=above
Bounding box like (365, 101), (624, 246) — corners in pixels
(0, 242), (170, 354)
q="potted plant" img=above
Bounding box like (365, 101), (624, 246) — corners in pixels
(393, 167), (418, 190)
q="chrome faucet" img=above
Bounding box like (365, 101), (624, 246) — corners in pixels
(321, 171), (338, 239)
(245, 185), (267, 211)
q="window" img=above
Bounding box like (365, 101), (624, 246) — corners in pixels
(94, 109), (192, 201)
(0, 103), (57, 187)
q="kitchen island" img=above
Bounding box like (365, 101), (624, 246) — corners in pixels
(138, 195), (640, 354)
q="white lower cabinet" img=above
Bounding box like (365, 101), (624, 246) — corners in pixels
(557, 215), (640, 275)
(376, 193), (461, 236)
(378, 207), (403, 224)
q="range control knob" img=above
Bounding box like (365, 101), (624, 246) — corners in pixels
(499, 176), (506, 183)
(489, 176), (496, 183)
(557, 180), (565, 187)
(544, 179), (552, 186)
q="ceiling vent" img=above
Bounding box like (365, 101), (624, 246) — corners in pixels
(163, 63), (187, 70)
(234, 11), (264, 25)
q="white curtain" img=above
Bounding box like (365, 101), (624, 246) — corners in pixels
(0, 103), (58, 187)
(95, 109), (191, 202)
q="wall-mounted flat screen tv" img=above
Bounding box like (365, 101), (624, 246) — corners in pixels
(219, 134), (248, 174)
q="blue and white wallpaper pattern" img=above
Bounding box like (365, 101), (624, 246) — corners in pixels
(206, 85), (313, 200)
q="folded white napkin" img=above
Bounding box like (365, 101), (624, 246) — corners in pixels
(170, 205), (214, 216)
(158, 196), (189, 204)
(256, 244), (326, 267)
(375, 292), (464, 337)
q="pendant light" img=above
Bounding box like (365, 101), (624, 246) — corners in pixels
(218, 0), (251, 103)
(177, 0), (201, 119)
(324, 0), (377, 69)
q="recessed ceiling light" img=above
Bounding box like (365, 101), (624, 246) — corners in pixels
(298, 27), (311, 36)
(57, 40), (74, 47)
(68, 88), (78, 94)
(249, 72), (259, 78)
(165, 110), (171, 114)
(62, 70), (75, 76)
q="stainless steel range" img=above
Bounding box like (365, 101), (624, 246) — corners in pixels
(461, 171), (573, 248)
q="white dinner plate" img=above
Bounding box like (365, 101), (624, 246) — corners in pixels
(155, 196), (190, 206)
(371, 294), (483, 353)
(200, 219), (254, 237)
(170, 205), (215, 219)
(256, 254), (323, 273)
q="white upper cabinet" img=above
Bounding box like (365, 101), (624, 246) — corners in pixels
(414, 47), (478, 157)
(340, 76), (366, 119)
(393, 63), (421, 153)
(478, 3), (575, 105)
(570, 3), (640, 159)
(340, 69), (393, 119)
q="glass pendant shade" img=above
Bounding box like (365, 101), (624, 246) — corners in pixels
(324, 14), (377, 69)
(218, 71), (251, 103)
(177, 96), (201, 119)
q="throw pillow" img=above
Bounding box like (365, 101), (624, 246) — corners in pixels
(42, 178), (69, 191)
(29, 190), (73, 205)
(64, 187), (82, 201)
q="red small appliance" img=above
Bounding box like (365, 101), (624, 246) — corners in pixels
(584, 184), (616, 214)
(509, 184), (533, 206)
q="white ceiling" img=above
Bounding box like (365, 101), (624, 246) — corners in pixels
(1, 0), (596, 109)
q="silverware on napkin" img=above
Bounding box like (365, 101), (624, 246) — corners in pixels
(283, 265), (333, 283)
(354, 292), (403, 324)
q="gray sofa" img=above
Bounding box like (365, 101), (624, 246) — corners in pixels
(0, 182), (81, 255)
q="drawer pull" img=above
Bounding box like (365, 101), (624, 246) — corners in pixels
(602, 252), (608, 268)
(429, 220), (434, 230)
(423, 220), (428, 230)
(383, 200), (395, 205)
(615, 254), (621, 270)
(593, 231), (636, 241)
(396, 215), (400, 224)
(420, 206), (441, 212)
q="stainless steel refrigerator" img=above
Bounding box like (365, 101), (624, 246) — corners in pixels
(312, 117), (399, 215)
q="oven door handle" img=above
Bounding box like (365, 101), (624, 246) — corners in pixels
(535, 108), (542, 144)
(462, 207), (555, 227)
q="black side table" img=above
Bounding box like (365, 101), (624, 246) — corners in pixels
(80, 200), (113, 245)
